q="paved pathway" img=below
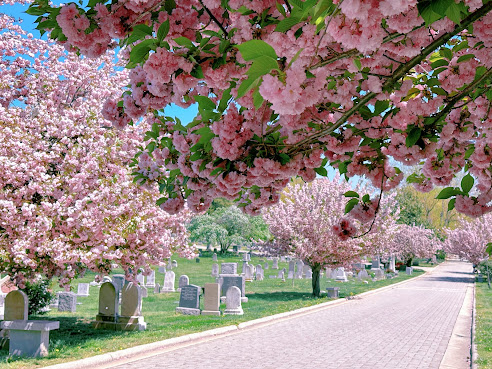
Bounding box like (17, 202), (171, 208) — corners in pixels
(104, 261), (473, 369)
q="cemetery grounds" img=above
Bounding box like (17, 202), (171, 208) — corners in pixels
(0, 255), (427, 368)
(475, 280), (492, 367)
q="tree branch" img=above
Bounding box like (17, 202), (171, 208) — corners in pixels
(287, 1), (492, 156)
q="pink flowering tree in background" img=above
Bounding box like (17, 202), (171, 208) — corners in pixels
(27, 0), (492, 225)
(262, 177), (399, 296)
(391, 224), (440, 267)
(0, 15), (194, 288)
(445, 214), (492, 286)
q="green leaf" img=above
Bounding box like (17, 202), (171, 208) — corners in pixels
(157, 20), (170, 43)
(194, 96), (216, 111)
(343, 191), (359, 198)
(436, 187), (462, 199)
(236, 40), (278, 61)
(464, 146), (475, 159)
(275, 16), (302, 32)
(461, 174), (474, 194)
(453, 41), (469, 53)
(174, 37), (194, 49)
(431, 87), (448, 96)
(237, 77), (260, 98)
(353, 58), (361, 71)
(440, 48), (453, 60)
(252, 88), (264, 109)
(129, 39), (156, 64)
(156, 197), (167, 206)
(486, 243), (492, 256)
(344, 198), (359, 214)
(447, 198), (456, 211)
(406, 127), (422, 147)
(374, 100), (389, 115)
(314, 167), (328, 176)
(457, 54), (475, 63)
(431, 58), (449, 69)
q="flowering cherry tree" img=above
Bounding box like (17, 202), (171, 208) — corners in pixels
(27, 0), (492, 221)
(0, 15), (194, 288)
(444, 214), (492, 265)
(390, 224), (440, 266)
(262, 177), (399, 296)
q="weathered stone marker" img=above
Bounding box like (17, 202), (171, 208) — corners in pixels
(202, 283), (220, 316)
(176, 285), (201, 315)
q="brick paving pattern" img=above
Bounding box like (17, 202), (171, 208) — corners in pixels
(108, 260), (473, 369)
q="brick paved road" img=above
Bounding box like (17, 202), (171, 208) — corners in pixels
(106, 261), (473, 369)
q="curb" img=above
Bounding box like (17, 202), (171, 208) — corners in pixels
(42, 268), (431, 369)
(471, 281), (478, 369)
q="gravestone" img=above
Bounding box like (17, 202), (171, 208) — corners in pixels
(432, 255), (437, 264)
(154, 283), (161, 294)
(256, 265), (264, 281)
(1, 320), (59, 357)
(269, 275), (277, 279)
(374, 269), (385, 280)
(5, 290), (28, 321)
(406, 267), (413, 275)
(242, 253), (248, 262)
(296, 260), (304, 273)
(272, 257), (279, 269)
(221, 263), (238, 275)
(278, 269), (285, 278)
(58, 292), (77, 312)
(388, 255), (396, 272)
(136, 273), (145, 286)
(177, 275), (189, 292)
(212, 253), (218, 262)
(211, 263), (219, 278)
(244, 263), (254, 281)
(335, 268), (348, 282)
(119, 282), (146, 331)
(223, 286), (243, 315)
(246, 253), (251, 261)
(196, 258), (200, 263)
(326, 287), (340, 298)
(219, 275), (247, 302)
(288, 261), (295, 279)
(176, 285), (201, 315)
(146, 270), (156, 288)
(162, 271), (176, 293)
(102, 276), (112, 283)
(371, 257), (381, 270)
(280, 256), (286, 262)
(172, 260), (178, 268)
(357, 270), (370, 281)
(112, 274), (125, 294)
(77, 283), (90, 297)
(202, 283), (220, 316)
(93, 282), (119, 329)
(242, 260), (248, 274)
(264, 262), (269, 270)
(326, 267), (333, 278)
(158, 266), (166, 274)
(305, 268), (313, 279)
(166, 259), (173, 270)
(141, 286), (148, 298)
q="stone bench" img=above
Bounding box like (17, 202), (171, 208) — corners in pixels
(326, 287), (340, 298)
(1, 320), (59, 357)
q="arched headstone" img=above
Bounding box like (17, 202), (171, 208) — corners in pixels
(121, 282), (142, 317)
(224, 286), (243, 315)
(98, 282), (118, 317)
(5, 290), (28, 320)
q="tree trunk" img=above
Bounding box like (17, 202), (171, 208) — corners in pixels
(487, 264), (491, 289)
(311, 264), (321, 297)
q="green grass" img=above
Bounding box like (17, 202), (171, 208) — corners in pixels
(0, 256), (423, 369)
(475, 280), (492, 368)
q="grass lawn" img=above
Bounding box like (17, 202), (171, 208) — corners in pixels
(475, 280), (492, 368)
(0, 255), (424, 369)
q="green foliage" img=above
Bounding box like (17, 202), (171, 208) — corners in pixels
(395, 186), (432, 228)
(21, 279), (55, 315)
(188, 206), (271, 253)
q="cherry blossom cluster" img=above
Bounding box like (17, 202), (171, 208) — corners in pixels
(444, 214), (492, 264)
(0, 15), (194, 287)
(390, 224), (440, 262)
(25, 0), (492, 219)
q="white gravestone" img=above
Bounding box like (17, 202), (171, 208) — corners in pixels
(406, 267), (413, 275)
(224, 286), (243, 315)
(158, 266), (166, 274)
(305, 268), (313, 279)
(211, 263), (219, 277)
(264, 262), (269, 270)
(221, 263), (238, 275)
(172, 260), (178, 268)
(146, 270), (156, 288)
(212, 253), (218, 262)
(272, 257), (279, 269)
(326, 268), (333, 279)
(162, 271), (176, 293)
(288, 261), (295, 279)
(77, 283), (90, 297)
(244, 264), (254, 281)
(256, 265), (264, 281)
(357, 270), (370, 281)
(136, 273), (145, 286)
(335, 268), (348, 282)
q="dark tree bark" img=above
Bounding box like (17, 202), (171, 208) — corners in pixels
(311, 264), (322, 297)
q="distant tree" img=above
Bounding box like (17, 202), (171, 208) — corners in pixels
(395, 187), (430, 228)
(188, 206), (270, 254)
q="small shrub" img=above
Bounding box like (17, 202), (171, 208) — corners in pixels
(21, 279), (55, 315)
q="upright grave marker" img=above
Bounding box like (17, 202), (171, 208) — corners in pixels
(176, 285), (201, 315)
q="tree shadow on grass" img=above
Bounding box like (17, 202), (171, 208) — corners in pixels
(247, 292), (315, 302)
(0, 315), (137, 364)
